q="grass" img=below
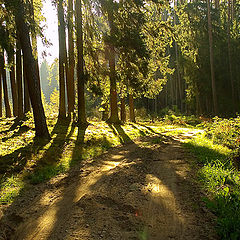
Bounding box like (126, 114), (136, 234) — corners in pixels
(1, 115), (240, 239)
(184, 133), (240, 240)
(0, 116), (160, 205)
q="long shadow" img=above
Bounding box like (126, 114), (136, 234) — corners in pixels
(128, 123), (147, 137)
(1, 124), (218, 239)
(184, 141), (227, 165)
(45, 124), (88, 240)
(0, 118), (24, 135)
(31, 127), (217, 239)
(82, 134), (217, 239)
(0, 135), (50, 179)
(137, 122), (160, 135)
(0, 121), (88, 239)
(107, 123), (133, 144)
(1, 125), (31, 142)
(28, 117), (73, 184)
(70, 124), (88, 164)
(0, 118), (75, 238)
(49, 128), (216, 239)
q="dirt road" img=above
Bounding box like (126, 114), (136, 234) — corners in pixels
(0, 133), (217, 240)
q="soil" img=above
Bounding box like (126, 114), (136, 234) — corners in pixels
(0, 132), (218, 240)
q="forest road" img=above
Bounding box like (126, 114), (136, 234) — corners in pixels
(1, 133), (217, 240)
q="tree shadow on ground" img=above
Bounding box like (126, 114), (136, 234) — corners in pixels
(128, 123), (147, 137)
(0, 122), (90, 239)
(0, 135), (49, 179)
(1, 125), (31, 142)
(136, 123), (160, 135)
(0, 118), (24, 135)
(184, 141), (227, 165)
(25, 128), (216, 240)
(107, 123), (133, 144)
(28, 117), (74, 184)
(0, 124), (218, 240)
(70, 124), (88, 164)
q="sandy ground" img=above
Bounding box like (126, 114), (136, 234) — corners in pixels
(0, 132), (217, 240)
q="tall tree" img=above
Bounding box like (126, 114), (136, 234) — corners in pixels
(29, 0), (41, 90)
(129, 93), (136, 123)
(9, 0), (50, 138)
(76, 0), (87, 125)
(120, 97), (126, 122)
(23, 57), (31, 114)
(0, 49), (11, 117)
(67, 0), (75, 114)
(0, 58), (2, 118)
(106, 1), (120, 123)
(58, 0), (67, 119)
(227, 0), (235, 111)
(207, 0), (218, 115)
(16, 38), (24, 119)
(8, 48), (18, 117)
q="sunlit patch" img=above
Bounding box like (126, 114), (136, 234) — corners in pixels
(144, 174), (185, 224)
(102, 160), (121, 171)
(145, 174), (167, 194)
(110, 154), (124, 160)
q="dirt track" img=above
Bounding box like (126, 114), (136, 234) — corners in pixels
(0, 133), (217, 240)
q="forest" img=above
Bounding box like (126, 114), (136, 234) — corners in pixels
(0, 0), (240, 239)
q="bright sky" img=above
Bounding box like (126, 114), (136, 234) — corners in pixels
(37, 1), (58, 65)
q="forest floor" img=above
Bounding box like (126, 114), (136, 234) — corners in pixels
(0, 125), (218, 240)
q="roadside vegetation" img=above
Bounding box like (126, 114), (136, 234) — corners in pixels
(1, 114), (240, 240)
(184, 117), (240, 240)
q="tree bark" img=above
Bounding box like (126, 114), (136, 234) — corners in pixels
(15, 0), (50, 138)
(227, 0), (235, 112)
(58, 0), (67, 119)
(8, 50), (18, 117)
(129, 94), (135, 123)
(16, 38), (24, 119)
(29, 0), (41, 90)
(120, 97), (126, 122)
(0, 50), (11, 118)
(101, 103), (109, 121)
(107, 2), (120, 124)
(67, 0), (75, 114)
(76, 0), (87, 125)
(23, 58), (31, 114)
(207, 0), (218, 115)
(0, 61), (2, 118)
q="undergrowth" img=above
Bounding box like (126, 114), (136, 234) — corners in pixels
(1, 115), (240, 240)
(184, 125), (240, 240)
(0, 117), (156, 205)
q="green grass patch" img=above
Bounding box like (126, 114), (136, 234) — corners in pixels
(0, 118), (163, 204)
(184, 133), (240, 240)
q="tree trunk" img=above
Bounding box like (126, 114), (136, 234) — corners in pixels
(15, 0), (50, 138)
(23, 58), (31, 114)
(107, 3), (120, 124)
(8, 50), (18, 117)
(155, 96), (158, 115)
(120, 97), (126, 122)
(129, 94), (135, 123)
(101, 103), (109, 121)
(58, 0), (67, 119)
(0, 61), (2, 118)
(67, 0), (75, 114)
(0, 50), (11, 118)
(16, 38), (24, 119)
(76, 0), (87, 125)
(227, 0), (235, 112)
(30, 0), (41, 90)
(207, 0), (218, 115)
